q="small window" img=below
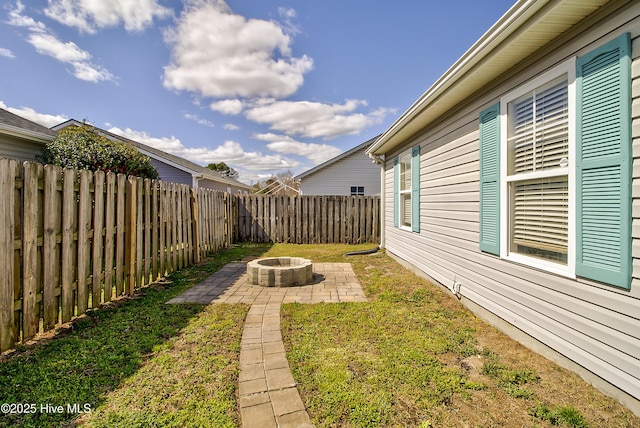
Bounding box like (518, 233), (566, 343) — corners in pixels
(350, 186), (364, 196)
(393, 146), (420, 232)
(398, 152), (412, 229)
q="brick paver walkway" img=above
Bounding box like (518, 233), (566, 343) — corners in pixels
(167, 262), (367, 427)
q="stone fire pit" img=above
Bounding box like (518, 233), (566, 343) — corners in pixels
(247, 257), (313, 287)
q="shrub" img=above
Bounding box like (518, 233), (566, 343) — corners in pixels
(40, 125), (159, 179)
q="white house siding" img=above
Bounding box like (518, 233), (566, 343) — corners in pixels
(0, 137), (45, 162)
(150, 158), (193, 186)
(300, 150), (380, 196)
(383, 2), (640, 408)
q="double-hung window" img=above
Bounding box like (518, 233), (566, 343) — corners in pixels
(504, 68), (575, 275)
(393, 145), (421, 232)
(399, 152), (412, 229)
(479, 33), (632, 289)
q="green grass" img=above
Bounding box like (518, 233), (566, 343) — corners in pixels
(529, 404), (590, 427)
(0, 243), (269, 428)
(276, 245), (613, 427)
(1, 242), (637, 428)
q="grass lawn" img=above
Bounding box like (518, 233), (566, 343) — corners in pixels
(270, 244), (640, 428)
(0, 243), (638, 427)
(0, 243), (268, 428)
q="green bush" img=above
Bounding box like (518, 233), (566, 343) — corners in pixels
(40, 125), (159, 179)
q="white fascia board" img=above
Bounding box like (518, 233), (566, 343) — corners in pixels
(0, 123), (56, 143)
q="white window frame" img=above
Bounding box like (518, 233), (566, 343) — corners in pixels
(499, 58), (576, 278)
(398, 149), (413, 231)
(350, 186), (365, 196)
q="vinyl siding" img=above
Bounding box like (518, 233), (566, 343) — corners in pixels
(300, 149), (380, 196)
(384, 2), (640, 404)
(150, 158), (193, 186)
(0, 137), (45, 162)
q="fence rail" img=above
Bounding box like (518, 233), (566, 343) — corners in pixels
(0, 159), (380, 352)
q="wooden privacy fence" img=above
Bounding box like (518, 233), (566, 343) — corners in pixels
(0, 159), (231, 353)
(234, 194), (380, 244)
(0, 158), (380, 352)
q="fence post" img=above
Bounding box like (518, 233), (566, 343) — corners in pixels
(125, 176), (137, 296)
(191, 187), (200, 264)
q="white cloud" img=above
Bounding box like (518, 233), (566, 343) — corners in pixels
(255, 133), (342, 164)
(27, 33), (89, 62)
(184, 113), (215, 128)
(7, 2), (115, 83)
(278, 7), (301, 36)
(245, 99), (394, 139)
(224, 123), (240, 131)
(163, 1), (313, 98)
(0, 101), (68, 127)
(7, 1), (47, 32)
(107, 126), (299, 177)
(0, 48), (15, 58)
(44, 0), (172, 34)
(210, 99), (244, 115)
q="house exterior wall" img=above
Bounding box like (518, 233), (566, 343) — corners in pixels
(382, 2), (640, 409)
(149, 158), (193, 186)
(300, 149), (380, 196)
(0, 136), (45, 162)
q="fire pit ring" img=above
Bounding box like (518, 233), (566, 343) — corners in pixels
(247, 257), (313, 287)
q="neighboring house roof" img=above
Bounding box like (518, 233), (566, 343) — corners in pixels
(52, 119), (252, 191)
(0, 107), (57, 142)
(367, 0), (610, 156)
(295, 134), (380, 180)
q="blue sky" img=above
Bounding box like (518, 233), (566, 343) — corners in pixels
(0, 0), (515, 184)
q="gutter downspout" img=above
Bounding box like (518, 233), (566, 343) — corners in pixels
(369, 153), (385, 249)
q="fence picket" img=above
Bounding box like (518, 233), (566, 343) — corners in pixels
(0, 159), (16, 352)
(77, 170), (92, 313)
(115, 174), (126, 296)
(144, 179), (151, 285)
(92, 171), (105, 308)
(22, 162), (40, 339)
(42, 165), (61, 330)
(61, 168), (76, 322)
(104, 173), (115, 302)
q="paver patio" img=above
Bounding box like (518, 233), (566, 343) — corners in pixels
(167, 262), (367, 427)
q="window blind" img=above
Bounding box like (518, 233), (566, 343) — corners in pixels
(512, 177), (569, 255)
(509, 77), (569, 175)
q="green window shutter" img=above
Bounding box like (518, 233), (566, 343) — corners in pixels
(411, 145), (421, 233)
(576, 33), (632, 289)
(393, 156), (399, 228)
(479, 103), (501, 255)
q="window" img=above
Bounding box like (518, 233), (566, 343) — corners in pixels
(350, 186), (365, 196)
(480, 33), (631, 289)
(399, 152), (412, 228)
(393, 145), (420, 232)
(504, 72), (573, 271)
